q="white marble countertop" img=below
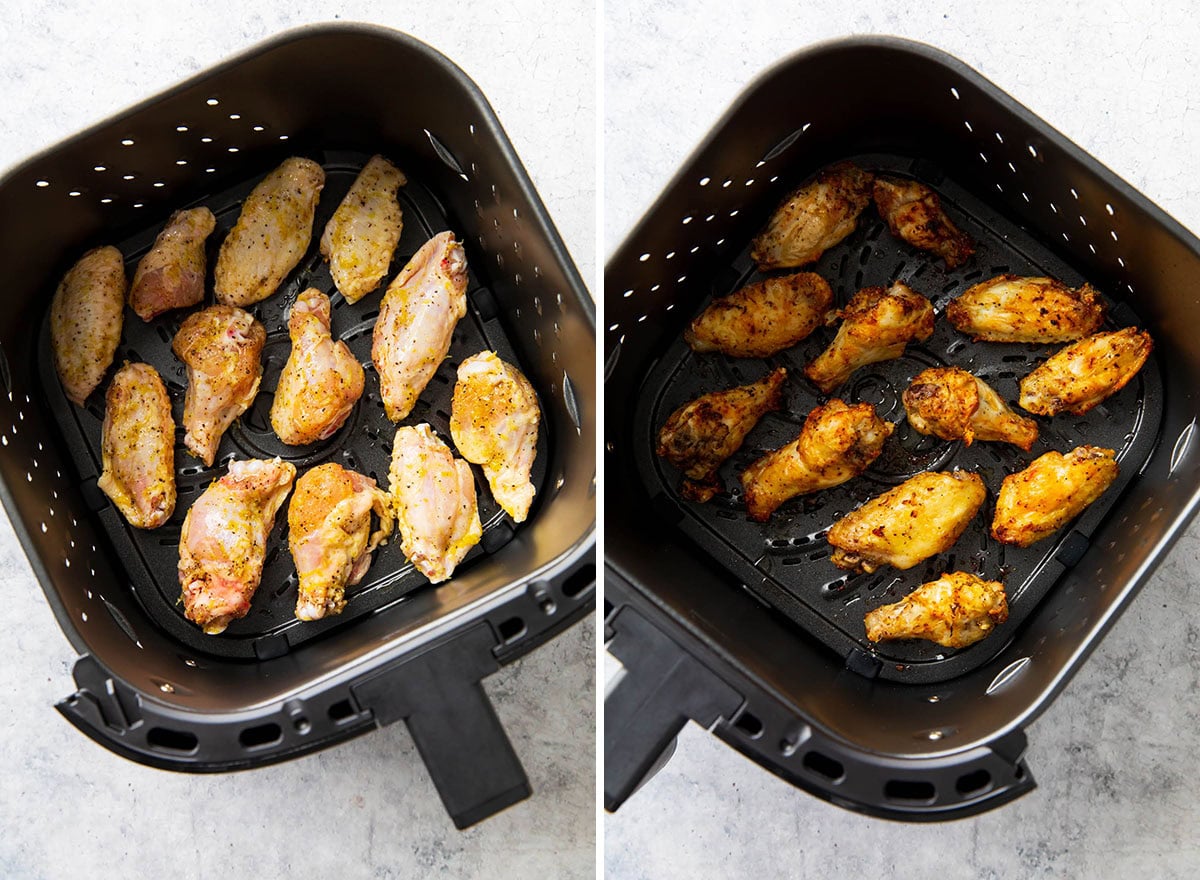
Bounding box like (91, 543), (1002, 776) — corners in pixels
(605, 2), (1200, 878)
(0, 2), (595, 878)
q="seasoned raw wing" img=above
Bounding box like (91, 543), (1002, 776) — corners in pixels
(750, 162), (874, 270)
(656, 367), (786, 503)
(97, 362), (176, 529)
(873, 176), (974, 269)
(289, 463), (393, 621)
(129, 207), (216, 321)
(389, 424), (482, 583)
(173, 304), (266, 466)
(946, 274), (1105, 343)
(320, 154), (406, 303)
(827, 471), (986, 574)
(991, 446), (1119, 547)
(864, 571), (1008, 649)
(270, 288), (365, 445)
(740, 399), (893, 522)
(178, 458), (296, 634)
(1019, 327), (1153, 416)
(684, 272), (832, 358)
(450, 351), (541, 523)
(50, 245), (126, 405)
(903, 366), (1038, 451)
(214, 157), (325, 306)
(372, 232), (468, 422)
(804, 281), (934, 393)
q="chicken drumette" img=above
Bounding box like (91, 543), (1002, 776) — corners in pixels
(320, 154), (406, 303)
(991, 446), (1119, 547)
(873, 176), (975, 269)
(903, 366), (1038, 451)
(684, 272), (832, 358)
(50, 245), (126, 406)
(1018, 327), (1153, 416)
(128, 207), (216, 321)
(864, 571), (1008, 649)
(946, 274), (1106, 343)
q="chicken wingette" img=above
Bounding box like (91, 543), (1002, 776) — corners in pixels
(684, 272), (831, 358)
(320, 154), (406, 303)
(128, 207), (216, 321)
(903, 366), (1038, 451)
(873, 176), (975, 269)
(991, 446), (1119, 547)
(864, 572), (1008, 649)
(50, 245), (126, 405)
(945, 274), (1105, 343)
(1018, 327), (1153, 416)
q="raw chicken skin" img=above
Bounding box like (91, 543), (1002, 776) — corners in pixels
(372, 232), (468, 422)
(128, 207), (216, 321)
(946, 274), (1105, 343)
(683, 272), (832, 358)
(991, 446), (1119, 547)
(389, 424), (482, 583)
(450, 351), (541, 523)
(288, 463), (393, 621)
(178, 458), (296, 634)
(214, 157), (325, 306)
(173, 304), (266, 466)
(50, 245), (126, 405)
(97, 362), (176, 529)
(1018, 327), (1153, 416)
(320, 154), (406, 303)
(864, 571), (1008, 648)
(873, 176), (975, 269)
(270, 288), (365, 445)
(903, 366), (1038, 451)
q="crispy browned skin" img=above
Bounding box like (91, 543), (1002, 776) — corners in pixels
(864, 571), (1008, 649)
(741, 399), (893, 522)
(991, 446), (1119, 547)
(129, 207), (216, 321)
(946, 274), (1106, 343)
(1018, 327), (1153, 416)
(827, 471), (986, 574)
(873, 176), (974, 269)
(750, 162), (874, 271)
(684, 272), (832, 358)
(903, 366), (1038, 451)
(804, 281), (935, 393)
(656, 368), (787, 503)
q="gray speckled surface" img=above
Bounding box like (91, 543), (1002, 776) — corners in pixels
(0, 2), (594, 878)
(605, 2), (1200, 878)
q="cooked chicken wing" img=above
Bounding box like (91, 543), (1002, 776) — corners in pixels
(320, 154), (406, 303)
(804, 282), (935, 393)
(991, 446), (1119, 547)
(684, 272), (832, 358)
(172, 304), (266, 466)
(128, 207), (216, 321)
(750, 162), (874, 271)
(178, 457), (296, 634)
(864, 571), (1008, 649)
(289, 462), (393, 621)
(946, 274), (1105, 343)
(656, 367), (787, 503)
(214, 157), (325, 307)
(903, 367), (1038, 451)
(270, 288), (364, 445)
(97, 362), (176, 529)
(741, 399), (894, 522)
(873, 176), (974, 269)
(827, 471), (986, 574)
(50, 245), (126, 405)
(389, 424), (482, 583)
(372, 232), (468, 422)
(450, 351), (541, 523)
(1018, 327), (1153, 416)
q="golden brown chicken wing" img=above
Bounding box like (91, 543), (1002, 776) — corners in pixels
(128, 207), (216, 321)
(873, 176), (974, 269)
(991, 446), (1119, 547)
(320, 154), (406, 303)
(903, 366), (1038, 451)
(945, 274), (1105, 343)
(803, 282), (935, 393)
(827, 471), (986, 574)
(864, 571), (1008, 649)
(684, 272), (832, 358)
(97, 362), (176, 529)
(1018, 327), (1153, 416)
(741, 399), (893, 522)
(750, 162), (874, 271)
(656, 367), (786, 503)
(50, 245), (126, 405)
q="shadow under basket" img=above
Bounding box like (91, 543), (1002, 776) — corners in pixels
(0, 24), (594, 831)
(604, 37), (1200, 820)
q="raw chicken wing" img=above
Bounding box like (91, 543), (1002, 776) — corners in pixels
(50, 246), (126, 405)
(1019, 327), (1153, 416)
(656, 367), (786, 503)
(320, 154), (406, 303)
(270, 288), (365, 445)
(684, 272), (832, 358)
(128, 207), (216, 321)
(903, 366), (1038, 451)
(97, 363), (176, 529)
(946, 274), (1105, 343)
(864, 571), (1008, 648)
(178, 458), (296, 634)
(873, 176), (974, 269)
(173, 304), (266, 466)
(991, 446), (1119, 547)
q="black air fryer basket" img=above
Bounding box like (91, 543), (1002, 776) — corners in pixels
(604, 37), (1200, 819)
(0, 24), (594, 830)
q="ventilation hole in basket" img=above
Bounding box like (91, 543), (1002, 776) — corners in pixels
(147, 727), (198, 753)
(963, 120), (973, 133)
(638, 252), (650, 261)
(995, 183), (1004, 194)
(238, 722), (281, 749)
(133, 202), (144, 208)
(153, 181), (165, 188)
(227, 113), (241, 121)
(1049, 202), (1058, 214)
(956, 769), (993, 796)
(1062, 232), (1070, 242)
(1007, 161), (1017, 174)
(884, 779), (936, 803)
(35, 179), (49, 188)
(803, 750), (845, 781)
(1110, 230), (1119, 241)
(122, 173), (135, 181)
(121, 138), (134, 146)
(175, 159), (187, 166)
(328, 699), (355, 722)
(92, 165), (106, 172)
(206, 97), (219, 106)
(705, 214), (715, 222)
(68, 190), (81, 197)
(200, 136), (213, 143)
(1106, 203), (1115, 215)
(227, 147), (239, 154)
(279, 134), (289, 141)
(699, 176), (711, 186)
(682, 216), (693, 225)
(732, 710), (764, 739)
(650, 284), (660, 292)
(622, 289), (633, 298)
(949, 86), (961, 100)
(1021, 191), (1030, 202)
(1118, 256), (1126, 267)
(1028, 144), (1038, 158)
(1089, 243), (1097, 254)
(978, 152), (988, 164)
(1078, 214), (1087, 227)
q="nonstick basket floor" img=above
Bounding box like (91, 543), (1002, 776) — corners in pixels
(41, 149), (548, 661)
(634, 153), (1162, 684)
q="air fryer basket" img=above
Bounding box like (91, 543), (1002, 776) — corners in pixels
(0, 24), (594, 830)
(605, 37), (1200, 819)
